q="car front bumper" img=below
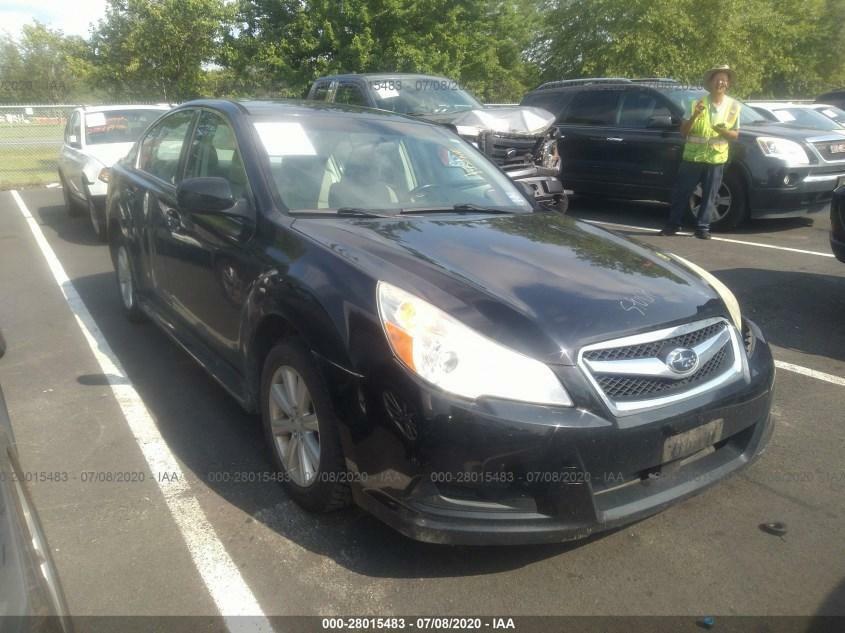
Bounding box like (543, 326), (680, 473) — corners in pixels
(335, 319), (775, 545)
(749, 166), (845, 219)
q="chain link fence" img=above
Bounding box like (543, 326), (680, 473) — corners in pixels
(0, 104), (78, 189)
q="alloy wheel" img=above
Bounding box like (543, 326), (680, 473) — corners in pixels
(268, 365), (320, 487)
(691, 181), (732, 223)
(117, 246), (134, 310)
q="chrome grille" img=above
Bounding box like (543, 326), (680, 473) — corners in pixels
(578, 317), (744, 415)
(813, 140), (845, 162)
(478, 131), (542, 166)
(597, 345), (731, 401)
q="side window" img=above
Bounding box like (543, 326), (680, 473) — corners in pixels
(138, 110), (195, 185)
(521, 91), (571, 119)
(184, 110), (249, 199)
(65, 111), (81, 144)
(619, 91), (672, 128)
(311, 82), (331, 101)
(334, 83), (368, 107)
(562, 90), (622, 126)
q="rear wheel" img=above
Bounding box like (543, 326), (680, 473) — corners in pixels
(261, 340), (351, 513)
(116, 243), (145, 322)
(689, 169), (747, 231)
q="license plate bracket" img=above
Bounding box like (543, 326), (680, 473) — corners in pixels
(662, 418), (724, 463)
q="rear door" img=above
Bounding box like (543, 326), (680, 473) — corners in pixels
(556, 89), (625, 193)
(59, 110), (84, 198)
(615, 88), (684, 198)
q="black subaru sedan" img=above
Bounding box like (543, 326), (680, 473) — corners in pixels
(105, 100), (775, 544)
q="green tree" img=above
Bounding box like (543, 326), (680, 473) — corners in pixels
(223, 0), (540, 101)
(90, 0), (232, 101)
(531, 0), (844, 98)
(0, 22), (94, 103)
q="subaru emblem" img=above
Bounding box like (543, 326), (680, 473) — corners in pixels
(665, 348), (699, 375)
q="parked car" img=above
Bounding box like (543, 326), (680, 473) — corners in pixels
(306, 74), (568, 212)
(0, 329), (74, 632)
(58, 105), (171, 241)
(106, 99), (775, 545)
(806, 103), (845, 127)
(831, 185), (845, 262)
(521, 78), (845, 229)
(747, 102), (845, 131)
(816, 89), (845, 110)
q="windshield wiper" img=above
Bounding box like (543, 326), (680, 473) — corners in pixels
(335, 207), (395, 218)
(400, 204), (515, 215)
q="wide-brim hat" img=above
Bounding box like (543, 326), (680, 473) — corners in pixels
(704, 65), (737, 86)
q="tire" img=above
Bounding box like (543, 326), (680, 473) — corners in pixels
(555, 193), (569, 215)
(261, 340), (351, 513)
(115, 242), (145, 322)
(84, 182), (107, 242)
(59, 170), (83, 217)
(689, 168), (748, 231)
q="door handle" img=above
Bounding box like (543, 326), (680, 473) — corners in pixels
(606, 137), (624, 142)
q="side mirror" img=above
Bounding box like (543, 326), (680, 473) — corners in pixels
(68, 134), (81, 148)
(177, 177), (235, 214)
(647, 115), (676, 129)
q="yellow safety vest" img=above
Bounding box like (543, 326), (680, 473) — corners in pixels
(682, 95), (740, 164)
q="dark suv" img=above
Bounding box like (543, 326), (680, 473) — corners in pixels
(817, 89), (845, 110)
(522, 79), (845, 229)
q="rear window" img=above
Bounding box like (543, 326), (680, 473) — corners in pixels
(85, 109), (165, 145)
(520, 91), (572, 118)
(561, 90), (621, 125)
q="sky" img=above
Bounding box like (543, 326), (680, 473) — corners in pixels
(0, 0), (107, 39)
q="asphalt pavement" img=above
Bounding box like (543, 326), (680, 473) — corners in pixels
(0, 187), (843, 624)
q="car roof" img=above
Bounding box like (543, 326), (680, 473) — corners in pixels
(313, 73), (454, 83)
(176, 98), (434, 126)
(747, 102), (816, 110)
(81, 104), (171, 113)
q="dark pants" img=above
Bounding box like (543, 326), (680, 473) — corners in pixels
(668, 160), (725, 230)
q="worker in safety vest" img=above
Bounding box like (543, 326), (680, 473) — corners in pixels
(661, 65), (740, 239)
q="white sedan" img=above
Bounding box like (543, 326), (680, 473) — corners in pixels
(58, 105), (170, 241)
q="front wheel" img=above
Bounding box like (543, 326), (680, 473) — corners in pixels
(689, 169), (747, 231)
(85, 183), (107, 242)
(59, 171), (82, 217)
(261, 340), (351, 513)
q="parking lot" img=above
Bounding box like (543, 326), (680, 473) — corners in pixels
(0, 186), (843, 624)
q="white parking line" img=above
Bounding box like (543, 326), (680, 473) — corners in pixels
(775, 360), (845, 387)
(10, 191), (274, 633)
(583, 219), (836, 258)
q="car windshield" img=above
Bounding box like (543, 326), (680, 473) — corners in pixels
(660, 88), (769, 125)
(769, 107), (843, 130)
(811, 105), (845, 125)
(368, 77), (483, 115)
(251, 114), (533, 214)
(85, 109), (165, 145)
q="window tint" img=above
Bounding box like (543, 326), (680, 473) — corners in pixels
(563, 90), (621, 126)
(138, 110), (195, 184)
(184, 111), (249, 199)
(311, 82), (331, 101)
(619, 91), (672, 128)
(334, 83), (368, 107)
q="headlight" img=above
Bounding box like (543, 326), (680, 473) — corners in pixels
(756, 136), (810, 166)
(376, 281), (573, 406)
(539, 139), (560, 170)
(669, 254), (742, 331)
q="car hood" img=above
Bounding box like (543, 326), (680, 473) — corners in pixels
(740, 121), (845, 141)
(82, 142), (135, 167)
(292, 213), (726, 364)
(418, 106), (555, 136)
